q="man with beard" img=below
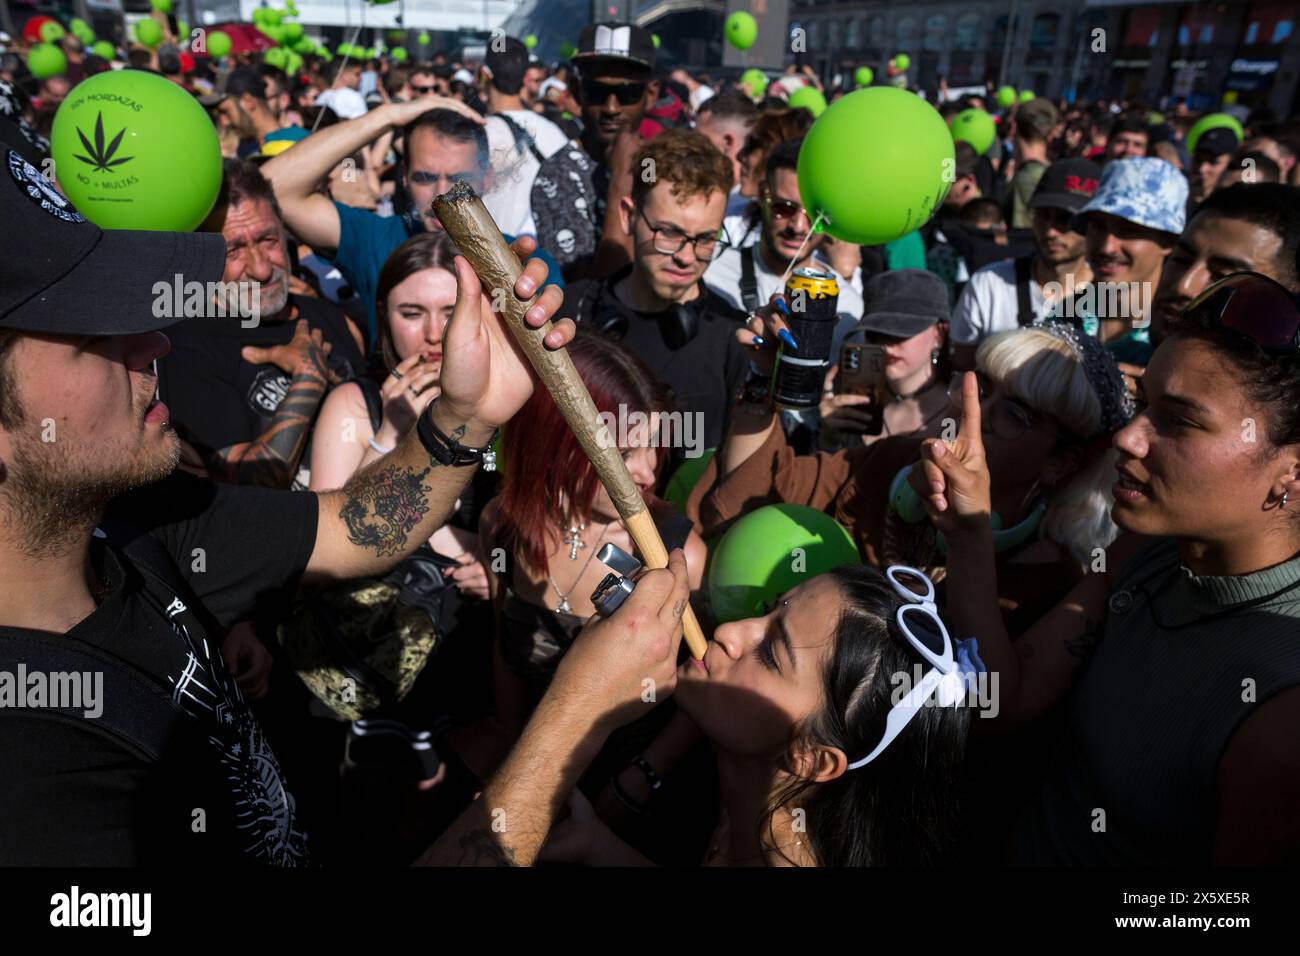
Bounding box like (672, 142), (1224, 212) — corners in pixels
(1072, 156), (1186, 367)
(1151, 183), (1300, 346)
(203, 67), (290, 159)
(157, 160), (364, 490)
(705, 137), (864, 361)
(571, 22), (659, 272)
(949, 158), (1100, 370)
(1, 142), (679, 867)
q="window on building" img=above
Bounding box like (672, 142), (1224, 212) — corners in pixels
(923, 15), (947, 52)
(954, 13), (981, 51)
(1030, 13), (1060, 50)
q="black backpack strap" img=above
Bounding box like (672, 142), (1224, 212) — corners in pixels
(498, 113), (547, 165)
(355, 376), (384, 433)
(739, 245), (760, 312)
(0, 630), (181, 764)
(1014, 256), (1037, 326)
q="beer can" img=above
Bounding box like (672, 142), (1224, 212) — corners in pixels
(772, 267), (840, 409)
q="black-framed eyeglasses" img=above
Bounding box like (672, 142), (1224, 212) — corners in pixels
(636, 210), (725, 261)
(1182, 271), (1300, 355)
(581, 78), (646, 106)
(410, 83), (437, 95)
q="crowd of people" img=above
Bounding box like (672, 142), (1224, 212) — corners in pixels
(2, 17), (1300, 868)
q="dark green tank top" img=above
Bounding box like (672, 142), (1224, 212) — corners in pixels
(1016, 537), (1300, 864)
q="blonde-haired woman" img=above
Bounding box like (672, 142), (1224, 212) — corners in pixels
(704, 320), (1133, 636)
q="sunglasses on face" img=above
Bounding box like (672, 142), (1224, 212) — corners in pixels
(410, 83), (436, 95)
(1182, 271), (1300, 354)
(582, 78), (646, 106)
(762, 190), (808, 223)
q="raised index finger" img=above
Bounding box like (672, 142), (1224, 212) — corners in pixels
(959, 370), (984, 446)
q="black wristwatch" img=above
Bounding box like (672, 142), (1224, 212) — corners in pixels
(417, 404), (498, 471)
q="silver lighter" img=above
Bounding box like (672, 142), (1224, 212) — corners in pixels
(590, 543), (642, 617)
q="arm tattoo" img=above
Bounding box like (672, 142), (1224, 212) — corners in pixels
(456, 830), (518, 867)
(210, 371), (328, 488)
(339, 465), (432, 556)
(1064, 616), (1104, 661)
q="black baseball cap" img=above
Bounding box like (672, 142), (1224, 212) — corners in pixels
(574, 22), (655, 73)
(0, 144), (225, 335)
(1029, 157), (1102, 213)
(1193, 126), (1241, 158)
(855, 270), (950, 339)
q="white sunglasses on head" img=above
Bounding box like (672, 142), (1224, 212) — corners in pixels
(847, 565), (968, 771)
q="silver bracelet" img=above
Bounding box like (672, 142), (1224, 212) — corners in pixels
(368, 437), (393, 455)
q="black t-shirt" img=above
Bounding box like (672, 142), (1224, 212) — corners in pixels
(0, 471), (319, 865)
(562, 267), (749, 451)
(157, 295), (364, 485)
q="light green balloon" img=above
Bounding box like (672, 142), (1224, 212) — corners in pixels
(177, 20), (189, 38)
(740, 68), (768, 96)
(92, 40), (117, 60)
(996, 85), (1016, 108)
(854, 66), (873, 87)
(787, 85), (827, 118)
(652, 34), (660, 49)
(894, 53), (910, 71)
(285, 51), (303, 74)
(283, 22), (303, 43)
(418, 31), (430, 45)
(390, 46), (408, 62)
(252, 8), (269, 25)
(27, 43), (67, 79)
(206, 30), (232, 58)
(523, 34), (537, 49)
(149, 0), (172, 12)
(259, 24), (284, 44)
(663, 450), (716, 512)
(51, 69), (222, 230)
(559, 41), (577, 60)
(264, 8), (283, 25)
(1018, 89), (1035, 102)
(264, 46), (288, 69)
(40, 21), (66, 43)
(797, 86), (953, 245)
(134, 19), (163, 48)
(1186, 112), (1244, 156)
(707, 504), (860, 623)
(950, 108), (996, 155)
(725, 11), (757, 50)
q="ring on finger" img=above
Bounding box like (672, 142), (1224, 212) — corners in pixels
(391, 368), (404, 381)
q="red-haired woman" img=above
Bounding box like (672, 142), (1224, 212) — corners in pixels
(478, 330), (708, 738)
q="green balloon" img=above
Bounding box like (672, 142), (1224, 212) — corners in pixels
(283, 22), (303, 43)
(418, 31), (431, 46)
(285, 51), (303, 74)
(206, 30), (232, 58)
(51, 69), (222, 230)
(707, 504), (859, 623)
(854, 66), (873, 87)
(797, 87), (953, 245)
(996, 85), (1016, 108)
(252, 8), (268, 25)
(27, 43), (67, 80)
(740, 67), (768, 96)
(652, 34), (660, 49)
(149, 0), (172, 12)
(177, 20), (189, 38)
(286, 1), (299, 15)
(1186, 112), (1244, 156)
(259, 24), (285, 44)
(70, 17), (91, 36)
(39, 21), (66, 43)
(265, 46), (288, 69)
(725, 11), (757, 50)
(134, 19), (163, 48)
(663, 449), (716, 512)
(894, 53), (911, 71)
(1018, 89), (1035, 102)
(559, 41), (577, 59)
(523, 35), (537, 49)
(787, 85), (827, 118)
(92, 40), (117, 60)
(74, 23), (97, 44)
(950, 108), (996, 155)
(264, 8), (283, 25)
(292, 36), (314, 54)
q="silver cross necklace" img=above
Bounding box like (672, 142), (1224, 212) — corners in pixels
(548, 521), (609, 614)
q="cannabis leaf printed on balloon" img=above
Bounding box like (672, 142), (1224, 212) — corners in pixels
(74, 112), (133, 173)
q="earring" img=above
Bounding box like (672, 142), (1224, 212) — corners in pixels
(931, 350), (940, 367)
(1282, 491), (1290, 510)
